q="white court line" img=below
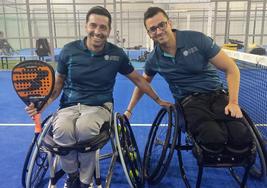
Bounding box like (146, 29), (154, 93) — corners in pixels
(0, 123), (266, 127)
(0, 123), (152, 126)
(256, 124), (267, 127)
(0, 124), (34, 126)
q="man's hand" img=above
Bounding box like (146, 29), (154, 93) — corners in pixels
(124, 99), (172, 119)
(124, 110), (132, 119)
(225, 102), (243, 118)
(25, 102), (38, 117)
(157, 99), (173, 108)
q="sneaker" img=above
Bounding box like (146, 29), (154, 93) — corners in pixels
(80, 182), (91, 188)
(63, 173), (80, 188)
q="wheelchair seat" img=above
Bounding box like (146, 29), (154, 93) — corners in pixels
(189, 131), (257, 188)
(22, 112), (144, 188)
(42, 122), (110, 156)
(192, 141), (256, 167)
(143, 105), (266, 188)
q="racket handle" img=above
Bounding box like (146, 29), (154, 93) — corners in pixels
(33, 113), (42, 133)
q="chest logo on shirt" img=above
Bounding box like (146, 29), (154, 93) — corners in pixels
(183, 47), (198, 57)
(104, 55), (120, 61)
(104, 55), (109, 60)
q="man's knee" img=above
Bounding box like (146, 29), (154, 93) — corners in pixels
(75, 120), (103, 142)
(190, 121), (228, 146)
(227, 120), (253, 147)
(52, 118), (76, 146)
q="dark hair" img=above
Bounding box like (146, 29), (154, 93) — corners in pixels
(144, 7), (169, 28)
(86, 6), (112, 28)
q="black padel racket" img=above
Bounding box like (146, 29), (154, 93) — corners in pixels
(12, 60), (55, 133)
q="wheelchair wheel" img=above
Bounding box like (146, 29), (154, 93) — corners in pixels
(114, 113), (144, 188)
(22, 115), (52, 187)
(242, 110), (267, 179)
(22, 134), (39, 188)
(25, 115), (53, 188)
(143, 106), (179, 184)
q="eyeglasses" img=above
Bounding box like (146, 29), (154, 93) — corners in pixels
(147, 21), (168, 34)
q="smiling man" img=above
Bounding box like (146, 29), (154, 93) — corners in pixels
(25, 6), (171, 188)
(125, 7), (253, 160)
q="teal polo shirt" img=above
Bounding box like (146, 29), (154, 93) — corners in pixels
(57, 37), (134, 107)
(145, 30), (223, 101)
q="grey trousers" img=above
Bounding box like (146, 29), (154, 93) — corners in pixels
(52, 102), (112, 184)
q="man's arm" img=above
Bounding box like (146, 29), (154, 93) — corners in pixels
(25, 73), (65, 116)
(125, 70), (171, 117)
(209, 49), (242, 118)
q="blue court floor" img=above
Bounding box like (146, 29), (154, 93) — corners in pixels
(0, 70), (266, 188)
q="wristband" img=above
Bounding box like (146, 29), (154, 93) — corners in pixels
(153, 96), (160, 102)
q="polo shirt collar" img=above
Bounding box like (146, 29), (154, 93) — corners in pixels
(175, 29), (184, 49)
(81, 37), (109, 56)
(81, 37), (88, 51)
(155, 29), (185, 57)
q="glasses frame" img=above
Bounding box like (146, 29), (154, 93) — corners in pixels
(147, 21), (168, 35)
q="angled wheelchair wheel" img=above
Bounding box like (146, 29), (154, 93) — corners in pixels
(143, 106), (179, 184)
(114, 113), (144, 188)
(242, 110), (267, 179)
(22, 115), (52, 188)
(22, 134), (39, 188)
(25, 115), (53, 188)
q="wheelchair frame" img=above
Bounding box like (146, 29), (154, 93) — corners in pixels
(143, 105), (267, 188)
(22, 112), (144, 188)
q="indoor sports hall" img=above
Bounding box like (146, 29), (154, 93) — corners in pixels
(0, 0), (267, 188)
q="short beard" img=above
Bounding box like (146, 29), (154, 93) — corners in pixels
(88, 32), (105, 40)
(87, 32), (106, 51)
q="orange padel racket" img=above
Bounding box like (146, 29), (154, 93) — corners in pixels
(12, 60), (55, 133)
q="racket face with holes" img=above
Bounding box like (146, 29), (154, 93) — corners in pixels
(12, 60), (55, 111)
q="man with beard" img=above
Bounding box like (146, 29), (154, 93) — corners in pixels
(26, 6), (171, 188)
(125, 7), (253, 161)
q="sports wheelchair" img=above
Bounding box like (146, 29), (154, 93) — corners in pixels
(21, 111), (144, 188)
(143, 104), (267, 188)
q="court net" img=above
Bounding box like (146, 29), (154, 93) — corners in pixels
(221, 49), (267, 148)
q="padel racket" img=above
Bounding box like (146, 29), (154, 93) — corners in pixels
(12, 60), (55, 133)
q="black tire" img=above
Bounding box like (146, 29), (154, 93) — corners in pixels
(22, 134), (39, 188)
(21, 115), (52, 188)
(25, 115), (53, 188)
(114, 113), (144, 188)
(143, 106), (179, 184)
(242, 110), (267, 178)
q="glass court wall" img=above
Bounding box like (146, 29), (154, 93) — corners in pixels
(0, 0), (266, 56)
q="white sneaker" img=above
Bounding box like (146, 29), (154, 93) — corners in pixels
(88, 182), (94, 188)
